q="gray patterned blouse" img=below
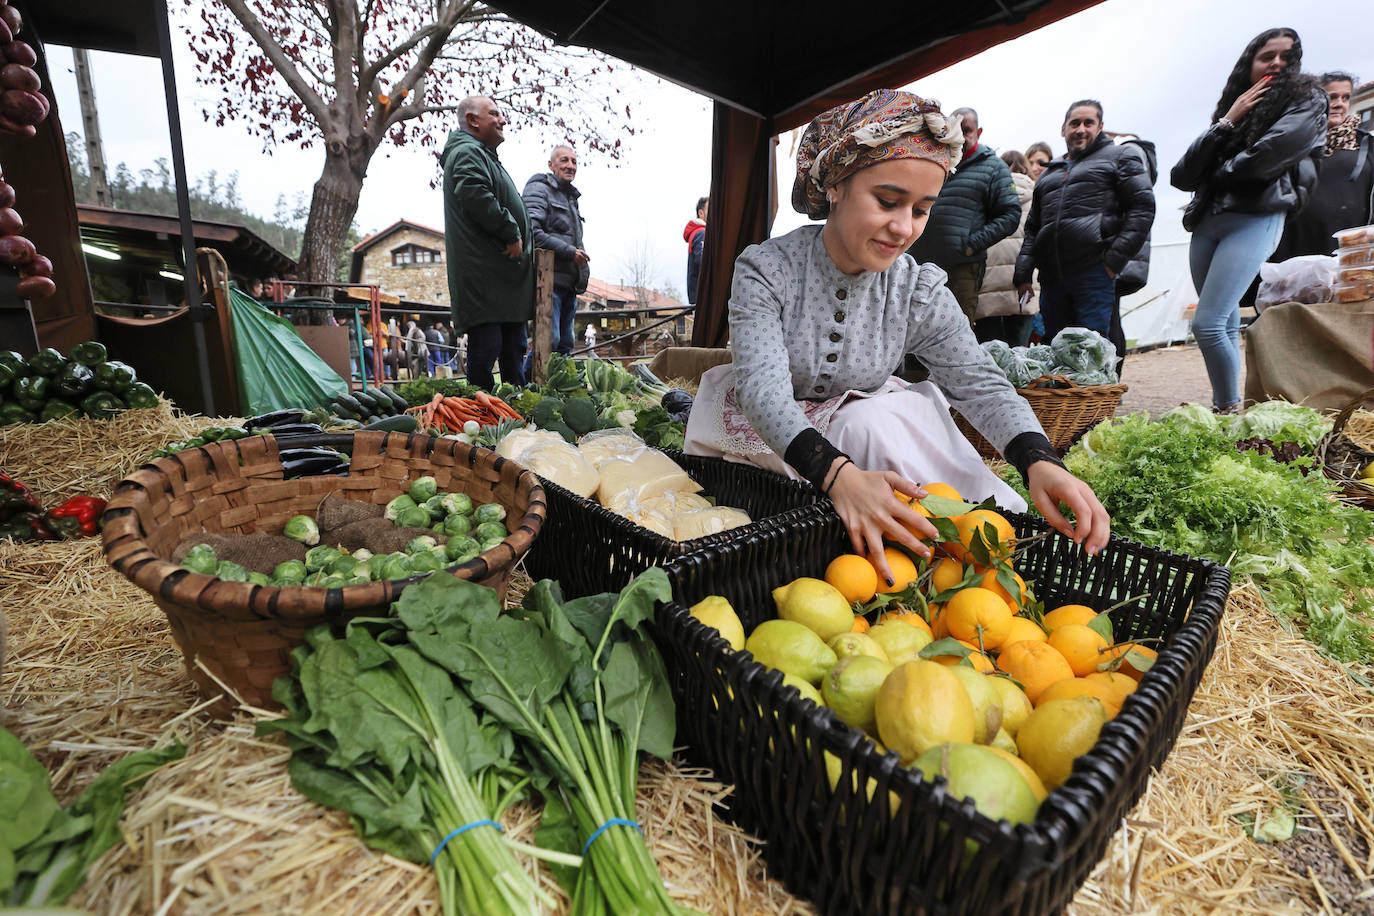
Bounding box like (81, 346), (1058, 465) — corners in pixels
(728, 225), (1043, 456)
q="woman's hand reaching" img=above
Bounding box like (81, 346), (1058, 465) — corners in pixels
(1026, 461), (1111, 555)
(825, 461), (937, 586)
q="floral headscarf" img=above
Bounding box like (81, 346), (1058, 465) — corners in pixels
(1326, 113), (1361, 156)
(792, 90), (964, 219)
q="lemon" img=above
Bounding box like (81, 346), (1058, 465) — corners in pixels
(822, 655), (894, 734)
(984, 744), (1049, 802)
(868, 620), (934, 665)
(911, 742), (1041, 827)
(781, 672), (824, 706)
(874, 660), (975, 764)
(745, 619), (838, 685)
(1016, 696), (1108, 790)
(946, 666), (1003, 745)
(828, 632), (891, 663)
(689, 595), (746, 650)
(990, 727), (1019, 756)
(773, 577), (855, 641)
(987, 676), (1034, 737)
(1361, 460), (1374, 479)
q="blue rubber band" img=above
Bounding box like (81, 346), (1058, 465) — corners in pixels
(430, 819), (503, 864)
(581, 817), (643, 855)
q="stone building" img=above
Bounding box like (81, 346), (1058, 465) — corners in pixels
(348, 220), (448, 304)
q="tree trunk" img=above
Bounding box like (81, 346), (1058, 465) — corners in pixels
(295, 145), (367, 289)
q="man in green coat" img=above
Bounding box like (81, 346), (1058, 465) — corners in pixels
(442, 95), (533, 389)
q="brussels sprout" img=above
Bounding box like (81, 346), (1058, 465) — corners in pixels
(408, 475), (438, 504)
(274, 577), (304, 588)
(440, 493), (473, 517)
(247, 571), (272, 586)
(423, 495), (447, 517)
(445, 535), (481, 561)
(328, 555), (362, 577)
(428, 546), (451, 567)
(384, 493), (418, 522)
(216, 561), (250, 582)
(305, 545), (342, 572)
(397, 506), (432, 528)
(478, 537), (504, 553)
(367, 553), (389, 580)
(351, 548), (374, 563)
(283, 514), (321, 546)
(405, 535), (438, 555)
(474, 521), (508, 543)
(180, 543), (218, 575)
(473, 503), (507, 524)
(320, 575), (347, 588)
(273, 559), (308, 581)
(346, 574), (373, 586)
(381, 554), (413, 580)
(409, 550), (443, 574)
(443, 513), (472, 537)
(432, 521), (445, 533)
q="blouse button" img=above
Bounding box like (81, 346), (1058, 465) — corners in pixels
(813, 385), (825, 394)
(834, 311), (846, 322)
(836, 288), (848, 300)
(825, 353), (838, 363)
(829, 332), (842, 342)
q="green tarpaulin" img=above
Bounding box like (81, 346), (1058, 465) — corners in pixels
(227, 286), (348, 415)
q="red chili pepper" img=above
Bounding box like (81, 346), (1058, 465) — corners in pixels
(47, 494), (107, 536)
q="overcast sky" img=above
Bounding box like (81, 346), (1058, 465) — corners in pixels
(47, 0), (1372, 296)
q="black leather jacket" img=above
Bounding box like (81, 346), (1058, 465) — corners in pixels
(1170, 87), (1328, 232)
(521, 172), (590, 293)
(1013, 132), (1156, 286)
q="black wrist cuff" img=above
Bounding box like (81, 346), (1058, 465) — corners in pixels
(783, 428), (848, 491)
(1003, 431), (1064, 485)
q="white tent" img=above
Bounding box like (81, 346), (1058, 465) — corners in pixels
(1120, 238), (1197, 349)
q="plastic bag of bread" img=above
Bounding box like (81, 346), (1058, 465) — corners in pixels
(577, 427), (648, 468)
(597, 449), (703, 507)
(673, 506), (752, 541)
(497, 428), (599, 498)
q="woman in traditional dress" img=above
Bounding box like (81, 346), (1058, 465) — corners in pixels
(683, 90), (1109, 583)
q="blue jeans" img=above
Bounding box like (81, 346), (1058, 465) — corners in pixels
(553, 288), (578, 355)
(1188, 210), (1284, 410)
(1038, 266), (1117, 341)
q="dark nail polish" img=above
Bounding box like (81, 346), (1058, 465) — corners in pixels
(885, 577), (894, 588)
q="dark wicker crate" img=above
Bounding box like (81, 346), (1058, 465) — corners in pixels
(522, 448), (826, 598)
(657, 510), (1229, 916)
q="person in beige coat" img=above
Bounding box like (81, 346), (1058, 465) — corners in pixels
(973, 151), (1038, 346)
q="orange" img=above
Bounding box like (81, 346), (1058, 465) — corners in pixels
(1041, 604), (1098, 632)
(930, 606), (950, 639)
(825, 554), (880, 604)
(876, 609), (934, 637)
(1002, 616), (1048, 646)
(941, 509), (1015, 564)
(977, 566), (1029, 609)
(929, 558), (967, 595)
(920, 482), (963, 503)
(875, 548), (919, 594)
(1086, 671), (1138, 705)
(893, 488), (933, 517)
(944, 587), (1013, 651)
(1047, 623), (1110, 678)
(1035, 677), (1122, 718)
(1101, 644), (1159, 682)
(929, 639), (994, 673)
(995, 641), (1075, 703)
(849, 615), (871, 634)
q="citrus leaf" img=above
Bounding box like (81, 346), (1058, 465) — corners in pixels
(919, 637), (971, 659)
(1124, 648), (1156, 673)
(1087, 614), (1114, 643)
(920, 493), (978, 517)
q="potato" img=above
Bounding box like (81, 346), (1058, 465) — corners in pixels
(0, 234), (35, 265)
(15, 275), (55, 300)
(22, 254), (52, 278)
(2, 41), (37, 68)
(0, 207), (21, 236)
(0, 88), (45, 125)
(0, 8), (22, 37)
(0, 64), (38, 93)
(0, 180), (13, 209)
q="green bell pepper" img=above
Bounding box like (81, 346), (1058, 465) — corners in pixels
(39, 400), (80, 422)
(12, 375), (49, 409)
(27, 348), (67, 377)
(92, 360), (135, 392)
(0, 402), (35, 425)
(0, 350), (25, 376)
(51, 361), (93, 400)
(0, 361), (16, 390)
(70, 341), (108, 365)
(123, 382), (160, 410)
(81, 390), (126, 419)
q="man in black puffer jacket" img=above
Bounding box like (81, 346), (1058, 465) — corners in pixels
(908, 107), (1021, 324)
(523, 145), (590, 356)
(1015, 100), (1155, 367)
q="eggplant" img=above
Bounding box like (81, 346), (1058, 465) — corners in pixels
(279, 447), (350, 478)
(243, 408), (306, 431)
(265, 423), (327, 440)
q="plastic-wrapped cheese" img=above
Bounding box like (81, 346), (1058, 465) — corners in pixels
(497, 428), (599, 498)
(597, 449), (702, 507)
(673, 506), (752, 541)
(577, 428), (648, 468)
(612, 493), (677, 539)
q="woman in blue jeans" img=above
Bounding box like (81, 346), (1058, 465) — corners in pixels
(1172, 27), (1327, 413)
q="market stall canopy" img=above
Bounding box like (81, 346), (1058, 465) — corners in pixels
(25, 0), (165, 56)
(489, 0), (1104, 345)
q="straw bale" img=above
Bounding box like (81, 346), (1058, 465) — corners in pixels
(0, 400), (241, 506)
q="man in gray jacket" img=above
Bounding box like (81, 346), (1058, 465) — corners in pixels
(523, 145), (590, 355)
(907, 107), (1022, 324)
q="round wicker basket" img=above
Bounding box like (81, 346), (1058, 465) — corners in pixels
(101, 430), (545, 716)
(954, 374), (1128, 459)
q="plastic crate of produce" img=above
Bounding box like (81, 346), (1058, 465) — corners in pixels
(523, 448), (826, 598)
(656, 509), (1230, 916)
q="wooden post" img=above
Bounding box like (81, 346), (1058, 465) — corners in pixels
(532, 248), (555, 384)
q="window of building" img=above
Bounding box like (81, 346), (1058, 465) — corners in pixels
(389, 243), (442, 268)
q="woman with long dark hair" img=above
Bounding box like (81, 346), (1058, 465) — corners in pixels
(1171, 27), (1327, 413)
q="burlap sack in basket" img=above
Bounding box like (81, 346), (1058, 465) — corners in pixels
(171, 532), (307, 575)
(101, 430), (545, 717)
